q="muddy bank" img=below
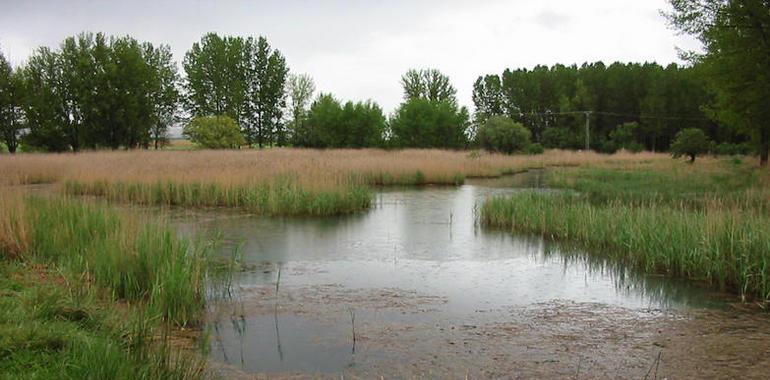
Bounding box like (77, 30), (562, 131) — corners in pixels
(209, 284), (770, 379)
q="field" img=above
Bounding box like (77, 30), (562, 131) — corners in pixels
(0, 149), (660, 215)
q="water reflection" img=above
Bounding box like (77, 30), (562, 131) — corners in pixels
(172, 172), (733, 375)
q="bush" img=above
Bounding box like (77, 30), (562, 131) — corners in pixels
(183, 115), (245, 149)
(671, 128), (710, 163)
(476, 116), (531, 154)
(526, 143), (544, 155)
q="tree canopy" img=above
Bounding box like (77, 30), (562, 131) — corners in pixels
(671, 128), (710, 163)
(667, 0), (770, 166)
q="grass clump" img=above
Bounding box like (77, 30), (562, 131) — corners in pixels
(0, 192), (210, 378)
(0, 261), (204, 379)
(482, 193), (770, 300)
(19, 196), (208, 326)
(64, 177), (372, 216)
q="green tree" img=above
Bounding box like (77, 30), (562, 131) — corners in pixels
(22, 47), (72, 152)
(401, 69), (457, 104)
(302, 94), (385, 148)
(287, 73), (315, 146)
(304, 93), (342, 147)
(610, 122), (644, 152)
(671, 128), (710, 163)
(183, 115), (244, 149)
(389, 98), (469, 149)
(667, 0), (770, 166)
(476, 116), (531, 154)
(338, 100), (386, 148)
(143, 43), (180, 149)
(183, 33), (249, 126)
(0, 49), (24, 153)
(246, 37), (289, 148)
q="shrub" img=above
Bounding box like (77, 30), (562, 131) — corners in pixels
(671, 128), (710, 163)
(476, 116), (531, 154)
(526, 143), (545, 155)
(183, 115), (245, 149)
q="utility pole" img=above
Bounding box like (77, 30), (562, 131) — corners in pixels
(584, 111), (591, 151)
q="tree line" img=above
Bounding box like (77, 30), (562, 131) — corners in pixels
(1, 1), (768, 167)
(472, 62), (724, 153)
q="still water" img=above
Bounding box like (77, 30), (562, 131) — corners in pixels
(172, 171), (732, 376)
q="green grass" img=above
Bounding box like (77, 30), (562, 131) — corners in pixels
(547, 161), (769, 211)
(482, 160), (770, 301)
(0, 261), (203, 380)
(22, 197), (208, 326)
(0, 196), (211, 379)
(482, 193), (770, 300)
(64, 176), (373, 216)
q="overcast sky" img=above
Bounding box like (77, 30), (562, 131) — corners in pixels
(0, 0), (700, 113)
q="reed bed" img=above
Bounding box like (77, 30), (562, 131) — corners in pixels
(482, 193), (770, 300)
(0, 191), (209, 378)
(482, 158), (770, 301)
(0, 148), (664, 214)
(547, 157), (770, 211)
(0, 193), (208, 327)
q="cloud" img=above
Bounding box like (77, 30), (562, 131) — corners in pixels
(535, 10), (571, 31)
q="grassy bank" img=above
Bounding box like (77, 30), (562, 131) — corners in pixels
(0, 149), (664, 215)
(0, 192), (209, 378)
(547, 158), (769, 211)
(63, 177), (372, 216)
(482, 159), (770, 301)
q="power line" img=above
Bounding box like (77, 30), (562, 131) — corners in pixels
(519, 110), (711, 121)
(516, 110), (711, 151)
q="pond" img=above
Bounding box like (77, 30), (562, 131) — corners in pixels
(172, 171), (761, 378)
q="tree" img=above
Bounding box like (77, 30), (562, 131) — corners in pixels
(183, 115), (244, 149)
(183, 33), (249, 126)
(338, 100), (386, 148)
(472, 74), (504, 135)
(287, 73), (315, 146)
(143, 43), (180, 149)
(610, 122), (644, 152)
(300, 94), (385, 148)
(389, 98), (469, 149)
(0, 49), (24, 153)
(401, 69), (457, 104)
(667, 0), (770, 166)
(22, 47), (72, 152)
(671, 128), (710, 163)
(246, 37), (288, 148)
(476, 116), (531, 154)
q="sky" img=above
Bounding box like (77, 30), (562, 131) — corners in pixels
(0, 0), (701, 114)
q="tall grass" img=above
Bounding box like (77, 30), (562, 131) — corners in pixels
(0, 261), (204, 379)
(0, 191), (210, 378)
(2, 194), (207, 327)
(482, 158), (770, 301)
(63, 177), (372, 216)
(0, 149), (665, 214)
(547, 159), (770, 211)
